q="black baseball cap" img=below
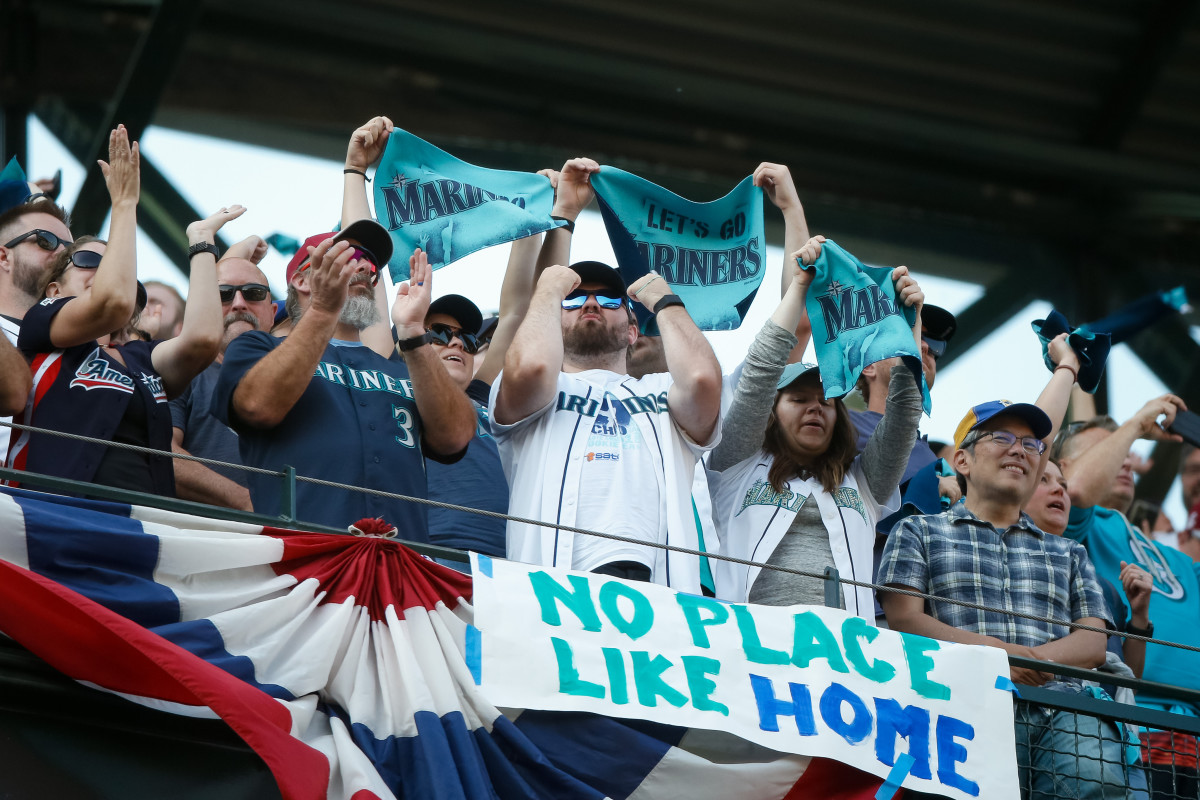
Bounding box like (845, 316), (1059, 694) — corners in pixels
(334, 219), (394, 271)
(569, 261), (627, 296)
(427, 294), (483, 335)
(922, 304), (956, 342)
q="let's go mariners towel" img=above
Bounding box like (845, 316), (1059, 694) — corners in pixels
(372, 129), (566, 281)
(592, 167), (765, 331)
(805, 240), (931, 413)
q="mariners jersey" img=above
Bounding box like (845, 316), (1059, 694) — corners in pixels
(213, 331), (439, 539)
(12, 297), (174, 496)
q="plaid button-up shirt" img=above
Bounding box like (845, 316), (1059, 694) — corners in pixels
(878, 503), (1112, 647)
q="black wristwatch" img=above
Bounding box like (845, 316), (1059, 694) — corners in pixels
(397, 331), (433, 352)
(652, 294), (685, 314)
(1125, 620), (1154, 638)
(187, 241), (220, 261)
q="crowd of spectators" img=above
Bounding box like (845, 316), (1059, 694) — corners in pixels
(1, 117), (1198, 799)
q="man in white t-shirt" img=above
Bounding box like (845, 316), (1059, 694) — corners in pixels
(490, 260), (722, 593)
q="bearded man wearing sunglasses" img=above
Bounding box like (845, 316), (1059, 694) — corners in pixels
(213, 220), (476, 538)
(170, 237), (278, 511)
(491, 257), (723, 594)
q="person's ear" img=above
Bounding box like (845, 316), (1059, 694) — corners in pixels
(952, 448), (971, 480)
(861, 362), (877, 379)
(45, 281), (63, 299)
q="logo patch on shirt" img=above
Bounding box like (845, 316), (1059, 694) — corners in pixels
(586, 394), (643, 450)
(69, 348), (134, 394)
(738, 479), (806, 516)
(138, 372), (167, 403)
(832, 487), (868, 525)
(585, 451), (619, 462)
(1128, 531), (1185, 601)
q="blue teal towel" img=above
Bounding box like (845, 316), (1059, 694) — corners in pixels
(804, 241), (930, 412)
(372, 129), (564, 281)
(592, 167), (765, 331)
(0, 156), (26, 183)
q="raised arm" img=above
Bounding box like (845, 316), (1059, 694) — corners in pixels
(534, 158), (598, 277)
(492, 265), (578, 425)
(151, 207), (242, 397)
(474, 231), (542, 387)
(0, 335), (30, 415)
(341, 116), (397, 359)
(391, 248), (476, 456)
(48, 126), (139, 348)
(627, 272), (722, 445)
(1061, 393), (1187, 508)
(230, 238), (356, 429)
(754, 163), (812, 363)
(1032, 332), (1081, 480)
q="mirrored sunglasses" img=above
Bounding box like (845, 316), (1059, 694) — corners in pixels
(562, 290), (625, 311)
(219, 283), (271, 303)
(427, 323), (479, 354)
(68, 250), (104, 269)
(922, 335), (947, 359)
(4, 229), (72, 252)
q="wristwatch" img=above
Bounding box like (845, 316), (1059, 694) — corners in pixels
(1125, 620), (1154, 638)
(187, 241), (220, 261)
(397, 331), (433, 352)
(652, 294), (685, 314)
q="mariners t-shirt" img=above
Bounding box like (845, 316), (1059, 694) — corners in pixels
(572, 383), (661, 572)
(1065, 503), (1200, 708)
(426, 379), (508, 556)
(213, 331), (436, 539)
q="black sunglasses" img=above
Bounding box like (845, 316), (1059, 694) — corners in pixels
(922, 335), (947, 359)
(4, 229), (72, 252)
(219, 283), (271, 303)
(67, 250), (103, 269)
(426, 323), (480, 354)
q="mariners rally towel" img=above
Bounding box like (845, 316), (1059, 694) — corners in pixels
(592, 168), (765, 331)
(805, 241), (930, 412)
(1031, 287), (1190, 394)
(372, 129), (565, 281)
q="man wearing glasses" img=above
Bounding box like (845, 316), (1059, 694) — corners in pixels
(170, 238), (278, 511)
(879, 399), (1129, 799)
(213, 221), (476, 538)
(490, 259), (722, 593)
(0, 196), (73, 466)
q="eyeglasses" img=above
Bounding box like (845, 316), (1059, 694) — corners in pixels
(3, 229), (72, 252)
(967, 430), (1047, 455)
(426, 323), (479, 354)
(922, 335), (947, 360)
(219, 283), (271, 304)
(562, 290), (625, 311)
(348, 246), (381, 285)
(67, 250), (103, 269)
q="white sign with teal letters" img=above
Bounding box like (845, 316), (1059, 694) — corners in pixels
(469, 555), (1018, 800)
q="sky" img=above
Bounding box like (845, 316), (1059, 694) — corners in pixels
(23, 116), (1191, 524)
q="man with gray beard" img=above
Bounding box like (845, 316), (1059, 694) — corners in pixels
(170, 237), (278, 510)
(213, 221), (476, 538)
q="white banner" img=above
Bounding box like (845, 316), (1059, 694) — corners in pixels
(470, 555), (1019, 800)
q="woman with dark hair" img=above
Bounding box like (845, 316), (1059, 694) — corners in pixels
(9, 124), (232, 497)
(710, 235), (925, 615)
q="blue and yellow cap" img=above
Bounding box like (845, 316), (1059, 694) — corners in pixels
(953, 400), (1052, 450)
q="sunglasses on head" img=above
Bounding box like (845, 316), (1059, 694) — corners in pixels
(561, 290), (625, 311)
(219, 283), (271, 303)
(921, 335), (947, 359)
(426, 323), (479, 354)
(4, 229), (72, 252)
(67, 250), (103, 269)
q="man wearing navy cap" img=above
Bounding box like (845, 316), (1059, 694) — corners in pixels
(213, 224), (476, 538)
(879, 399), (1128, 798)
(491, 259), (723, 593)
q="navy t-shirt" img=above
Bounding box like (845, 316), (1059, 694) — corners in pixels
(426, 379), (508, 557)
(213, 332), (440, 539)
(170, 360), (246, 486)
(14, 296), (174, 496)
(849, 408), (937, 485)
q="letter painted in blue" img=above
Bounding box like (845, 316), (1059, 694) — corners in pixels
(819, 683), (873, 746)
(936, 715), (979, 796)
(749, 674), (816, 735)
(873, 697), (932, 780)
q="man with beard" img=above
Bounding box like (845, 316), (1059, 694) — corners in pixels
(213, 221), (476, 538)
(0, 197), (72, 463)
(170, 237), (277, 510)
(491, 260), (723, 592)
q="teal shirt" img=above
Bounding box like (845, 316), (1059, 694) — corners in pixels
(1066, 504), (1200, 709)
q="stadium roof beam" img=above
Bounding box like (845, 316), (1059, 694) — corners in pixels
(1082, 0), (1200, 149)
(37, 97), (225, 275)
(70, 0), (205, 238)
